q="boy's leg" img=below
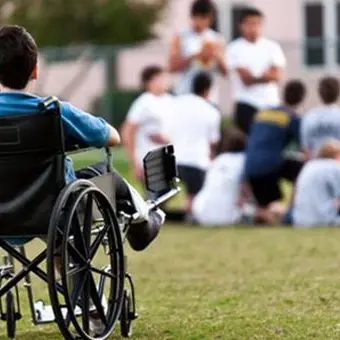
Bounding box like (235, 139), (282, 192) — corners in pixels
(248, 174), (282, 225)
(233, 102), (258, 135)
(279, 158), (304, 183)
(76, 162), (165, 251)
(177, 165), (205, 216)
(278, 158), (305, 224)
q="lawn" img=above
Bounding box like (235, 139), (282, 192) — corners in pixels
(1, 149), (340, 339)
(2, 227), (340, 339)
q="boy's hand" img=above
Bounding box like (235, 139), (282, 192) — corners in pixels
(148, 133), (169, 144)
(335, 198), (340, 211)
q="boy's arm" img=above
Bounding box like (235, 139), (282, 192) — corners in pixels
(235, 44), (285, 86)
(169, 34), (199, 72)
(149, 134), (170, 144)
(299, 116), (312, 160)
(257, 43), (286, 83)
(209, 110), (222, 159)
(121, 98), (147, 179)
(121, 120), (138, 168)
(236, 66), (283, 86)
(214, 38), (228, 76)
(61, 102), (120, 148)
(237, 181), (252, 207)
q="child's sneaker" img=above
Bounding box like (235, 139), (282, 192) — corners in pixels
(127, 208), (166, 251)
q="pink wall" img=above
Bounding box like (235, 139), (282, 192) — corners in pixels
(36, 0), (336, 113)
(117, 0), (335, 113)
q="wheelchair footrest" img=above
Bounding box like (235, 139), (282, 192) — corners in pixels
(34, 301), (82, 323)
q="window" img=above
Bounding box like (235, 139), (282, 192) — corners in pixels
(230, 6), (247, 40)
(214, 2), (250, 42)
(336, 2), (340, 63)
(302, 0), (340, 67)
(211, 6), (219, 32)
(304, 3), (324, 66)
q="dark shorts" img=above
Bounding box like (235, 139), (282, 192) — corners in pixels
(178, 165), (205, 196)
(248, 159), (304, 207)
(233, 102), (258, 135)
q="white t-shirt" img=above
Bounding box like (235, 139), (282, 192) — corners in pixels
(167, 94), (221, 170)
(226, 37), (286, 109)
(301, 105), (340, 158)
(174, 28), (224, 103)
(192, 153), (245, 226)
(126, 92), (174, 167)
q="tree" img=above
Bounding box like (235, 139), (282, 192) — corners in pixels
(0, 0), (167, 46)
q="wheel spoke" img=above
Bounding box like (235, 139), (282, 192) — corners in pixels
(83, 194), (93, 250)
(90, 267), (117, 280)
(84, 193), (93, 234)
(72, 213), (87, 258)
(82, 273), (90, 334)
(88, 274), (108, 326)
(67, 265), (86, 277)
(65, 271), (88, 327)
(67, 242), (86, 265)
(90, 224), (109, 259)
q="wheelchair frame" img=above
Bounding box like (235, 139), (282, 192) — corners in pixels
(0, 96), (180, 340)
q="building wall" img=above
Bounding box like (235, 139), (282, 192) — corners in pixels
(117, 0), (333, 113)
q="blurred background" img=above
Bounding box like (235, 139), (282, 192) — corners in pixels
(0, 0), (331, 128)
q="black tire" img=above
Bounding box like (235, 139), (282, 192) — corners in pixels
(47, 180), (94, 340)
(47, 180), (125, 340)
(6, 291), (15, 339)
(120, 290), (133, 338)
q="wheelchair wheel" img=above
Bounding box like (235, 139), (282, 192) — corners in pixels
(120, 290), (133, 338)
(47, 180), (125, 340)
(6, 291), (16, 340)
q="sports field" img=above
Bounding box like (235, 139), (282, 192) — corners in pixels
(1, 150), (340, 339)
(2, 227), (340, 339)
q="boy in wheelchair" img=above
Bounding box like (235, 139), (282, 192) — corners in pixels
(0, 24), (165, 253)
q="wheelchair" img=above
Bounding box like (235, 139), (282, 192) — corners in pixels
(0, 97), (180, 340)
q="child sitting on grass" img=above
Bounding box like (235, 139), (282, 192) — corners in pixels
(192, 127), (250, 226)
(293, 139), (340, 227)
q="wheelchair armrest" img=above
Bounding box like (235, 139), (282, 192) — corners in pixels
(64, 136), (92, 153)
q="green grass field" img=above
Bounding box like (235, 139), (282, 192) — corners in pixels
(1, 150), (340, 339)
(2, 227), (340, 339)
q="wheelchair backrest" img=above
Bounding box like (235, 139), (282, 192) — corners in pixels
(0, 104), (65, 237)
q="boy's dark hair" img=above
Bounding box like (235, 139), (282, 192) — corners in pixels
(318, 76), (340, 104)
(190, 0), (215, 17)
(239, 7), (264, 23)
(141, 65), (164, 88)
(0, 25), (38, 90)
(284, 80), (306, 106)
(218, 127), (247, 154)
(192, 72), (212, 96)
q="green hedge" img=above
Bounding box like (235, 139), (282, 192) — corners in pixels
(93, 90), (140, 128)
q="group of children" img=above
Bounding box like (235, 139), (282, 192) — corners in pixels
(202, 76), (340, 228)
(122, 61), (340, 228)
